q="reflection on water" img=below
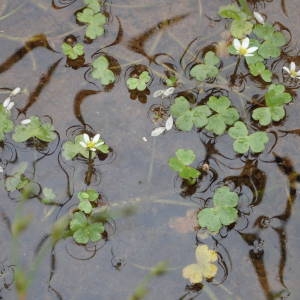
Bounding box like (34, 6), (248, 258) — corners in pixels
(1, 0), (300, 299)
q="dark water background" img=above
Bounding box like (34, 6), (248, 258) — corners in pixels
(1, 0), (300, 299)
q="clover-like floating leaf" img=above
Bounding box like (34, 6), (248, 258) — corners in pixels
(61, 43), (84, 60)
(5, 162), (30, 192)
(76, 8), (106, 40)
(91, 56), (115, 85)
(168, 149), (200, 184)
(70, 212), (104, 244)
(77, 189), (99, 214)
(248, 62), (272, 82)
(197, 186), (239, 233)
(231, 19), (253, 39)
(84, 0), (101, 11)
(182, 245), (218, 284)
(12, 116), (56, 143)
(126, 71), (151, 91)
(228, 121), (269, 153)
(170, 97), (212, 131)
(205, 96), (239, 135)
(252, 84), (292, 126)
(0, 105), (14, 141)
(218, 4), (252, 38)
(78, 189), (99, 202)
(253, 23), (286, 59)
(190, 51), (220, 81)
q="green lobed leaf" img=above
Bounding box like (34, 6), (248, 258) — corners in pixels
(170, 96), (190, 118)
(175, 111), (194, 131)
(248, 131), (269, 153)
(168, 157), (184, 173)
(78, 199), (93, 214)
(73, 227), (89, 244)
(252, 107), (272, 126)
(218, 4), (247, 20)
(62, 134), (91, 160)
(126, 71), (151, 91)
(204, 51), (220, 66)
(175, 149), (196, 165)
(192, 105), (211, 128)
(42, 187), (56, 203)
(78, 189), (99, 202)
(88, 222), (104, 242)
(265, 84), (292, 107)
(205, 115), (227, 135)
(198, 208), (222, 233)
(70, 212), (88, 231)
(91, 56), (115, 85)
(12, 116), (56, 143)
(61, 43), (84, 60)
(213, 186), (239, 207)
(230, 19), (253, 39)
(84, 0), (101, 11)
(228, 121), (248, 139)
(207, 96), (230, 114)
(0, 105), (14, 141)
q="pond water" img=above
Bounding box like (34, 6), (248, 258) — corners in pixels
(1, 0), (300, 299)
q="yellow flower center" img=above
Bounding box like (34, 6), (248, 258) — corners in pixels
(290, 70), (297, 78)
(239, 47), (248, 56)
(86, 141), (96, 149)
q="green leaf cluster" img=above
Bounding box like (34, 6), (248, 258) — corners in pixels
(12, 116), (56, 143)
(62, 134), (109, 160)
(197, 186), (239, 233)
(77, 189), (99, 214)
(228, 121), (269, 154)
(70, 211), (104, 244)
(165, 76), (177, 87)
(252, 84), (292, 125)
(5, 162), (30, 192)
(168, 149), (200, 185)
(126, 71), (151, 91)
(91, 56), (115, 85)
(253, 23), (286, 59)
(76, 1), (106, 40)
(170, 95), (239, 135)
(248, 61), (272, 82)
(218, 4), (253, 38)
(170, 96), (211, 131)
(61, 42), (84, 60)
(190, 51), (220, 81)
(205, 96), (239, 135)
(0, 105), (14, 141)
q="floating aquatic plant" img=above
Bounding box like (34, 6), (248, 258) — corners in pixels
(91, 56), (115, 85)
(126, 71), (151, 91)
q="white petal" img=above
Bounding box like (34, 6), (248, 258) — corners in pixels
(92, 133), (100, 143)
(142, 136), (148, 142)
(165, 116), (173, 131)
(0, 166), (3, 173)
(296, 70), (300, 76)
(153, 90), (163, 98)
(242, 37), (249, 49)
(151, 127), (166, 136)
(95, 141), (104, 147)
(244, 53), (254, 57)
(90, 148), (96, 152)
(283, 66), (290, 74)
(164, 87), (175, 97)
(79, 141), (87, 148)
(6, 102), (14, 111)
(233, 39), (241, 50)
(247, 46), (258, 54)
(290, 62), (296, 72)
(253, 11), (264, 24)
(83, 133), (90, 143)
(21, 119), (31, 125)
(10, 87), (21, 96)
(3, 97), (11, 108)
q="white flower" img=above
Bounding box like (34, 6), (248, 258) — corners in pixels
(21, 119), (31, 125)
(10, 87), (21, 97)
(253, 11), (264, 24)
(282, 62), (300, 79)
(2, 97), (14, 111)
(0, 166), (3, 173)
(151, 115), (173, 137)
(79, 133), (104, 151)
(233, 37), (258, 57)
(153, 87), (175, 99)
